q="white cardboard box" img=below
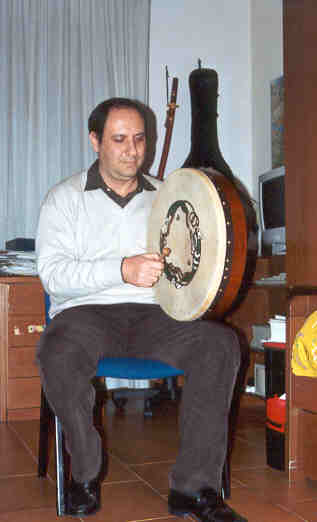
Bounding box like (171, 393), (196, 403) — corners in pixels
(254, 363), (266, 397)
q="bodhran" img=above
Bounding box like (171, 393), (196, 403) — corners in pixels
(147, 167), (248, 321)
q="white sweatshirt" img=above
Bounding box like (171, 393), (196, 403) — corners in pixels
(36, 167), (162, 318)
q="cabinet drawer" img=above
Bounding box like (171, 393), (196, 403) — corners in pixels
(300, 410), (317, 481)
(7, 407), (40, 421)
(8, 316), (44, 346)
(8, 347), (39, 378)
(294, 375), (317, 413)
(8, 283), (45, 316)
(7, 377), (41, 409)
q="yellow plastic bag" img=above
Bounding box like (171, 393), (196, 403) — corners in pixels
(292, 311), (317, 377)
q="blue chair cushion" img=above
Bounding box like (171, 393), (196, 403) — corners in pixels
(44, 292), (184, 379)
(96, 356), (184, 379)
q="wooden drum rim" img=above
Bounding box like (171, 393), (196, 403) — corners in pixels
(147, 167), (248, 321)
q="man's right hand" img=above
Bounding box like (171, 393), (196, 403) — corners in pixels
(121, 253), (164, 287)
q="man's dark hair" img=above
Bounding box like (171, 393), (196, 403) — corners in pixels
(88, 97), (147, 143)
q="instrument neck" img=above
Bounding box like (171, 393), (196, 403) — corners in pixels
(182, 68), (234, 182)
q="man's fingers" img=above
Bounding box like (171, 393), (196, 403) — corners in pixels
(143, 252), (162, 261)
(122, 253), (165, 287)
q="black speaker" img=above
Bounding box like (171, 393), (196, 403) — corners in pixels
(264, 347), (285, 398)
(266, 426), (285, 471)
(5, 238), (35, 251)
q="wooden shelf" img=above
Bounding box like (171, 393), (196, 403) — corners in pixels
(0, 276), (44, 421)
(225, 256), (287, 387)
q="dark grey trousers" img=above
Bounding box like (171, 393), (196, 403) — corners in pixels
(36, 303), (240, 495)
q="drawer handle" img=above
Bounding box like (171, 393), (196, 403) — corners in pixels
(28, 325), (45, 333)
(13, 325), (45, 335)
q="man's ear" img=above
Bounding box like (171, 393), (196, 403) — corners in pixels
(89, 132), (100, 154)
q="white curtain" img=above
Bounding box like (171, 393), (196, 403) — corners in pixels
(0, 0), (151, 248)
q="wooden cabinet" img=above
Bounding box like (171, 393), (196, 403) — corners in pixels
(226, 255), (287, 384)
(0, 276), (45, 421)
(286, 293), (317, 482)
(227, 256), (287, 331)
(284, 0), (317, 287)
(282, 0), (317, 483)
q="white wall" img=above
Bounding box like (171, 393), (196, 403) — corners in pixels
(149, 0), (283, 200)
(251, 0), (283, 196)
(149, 0), (252, 193)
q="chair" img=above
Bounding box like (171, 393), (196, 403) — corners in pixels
(42, 293), (182, 416)
(38, 292), (231, 516)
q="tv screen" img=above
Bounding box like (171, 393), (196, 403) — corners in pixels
(259, 166), (285, 256)
(262, 176), (285, 229)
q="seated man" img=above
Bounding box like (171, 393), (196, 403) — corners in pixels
(36, 97), (247, 521)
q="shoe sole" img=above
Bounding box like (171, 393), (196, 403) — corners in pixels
(169, 507), (248, 522)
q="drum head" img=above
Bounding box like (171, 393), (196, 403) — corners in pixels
(147, 168), (228, 321)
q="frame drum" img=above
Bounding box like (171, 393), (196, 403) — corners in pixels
(147, 168), (248, 321)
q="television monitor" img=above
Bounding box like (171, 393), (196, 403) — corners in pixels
(259, 166), (285, 256)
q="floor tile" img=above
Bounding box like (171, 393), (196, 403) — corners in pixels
(8, 420), (39, 456)
(0, 508), (73, 521)
(292, 499), (317, 521)
(1, 393), (315, 521)
(233, 468), (317, 509)
(0, 424), (37, 477)
(105, 401), (179, 465)
(0, 475), (56, 513)
(134, 519), (179, 521)
(228, 486), (307, 521)
(104, 454), (141, 484)
(9, 420), (60, 481)
(230, 436), (267, 470)
(90, 481), (170, 521)
(131, 461), (172, 494)
(235, 424), (266, 446)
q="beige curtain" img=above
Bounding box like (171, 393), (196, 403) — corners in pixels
(0, 0), (151, 248)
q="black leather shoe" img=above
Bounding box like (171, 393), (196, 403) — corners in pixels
(168, 488), (247, 521)
(67, 477), (101, 517)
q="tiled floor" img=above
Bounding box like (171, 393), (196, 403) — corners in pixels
(1, 393), (317, 521)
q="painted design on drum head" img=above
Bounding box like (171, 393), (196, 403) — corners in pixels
(160, 200), (201, 289)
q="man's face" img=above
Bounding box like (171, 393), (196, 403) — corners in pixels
(90, 107), (146, 184)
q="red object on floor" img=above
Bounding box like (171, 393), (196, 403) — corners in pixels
(266, 395), (286, 433)
(262, 342), (286, 350)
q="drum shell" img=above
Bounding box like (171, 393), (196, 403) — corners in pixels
(148, 167), (252, 321)
(201, 167), (248, 319)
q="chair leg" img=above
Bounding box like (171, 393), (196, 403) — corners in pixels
(55, 416), (67, 516)
(166, 376), (176, 400)
(93, 378), (108, 429)
(38, 388), (70, 516)
(221, 454), (231, 499)
(111, 388), (159, 416)
(38, 389), (52, 477)
(144, 377), (180, 415)
(144, 396), (154, 417)
(111, 392), (128, 410)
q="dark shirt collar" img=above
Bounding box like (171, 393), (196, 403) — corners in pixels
(84, 160), (156, 208)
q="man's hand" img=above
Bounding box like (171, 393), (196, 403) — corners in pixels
(121, 253), (164, 287)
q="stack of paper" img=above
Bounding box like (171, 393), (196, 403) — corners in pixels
(268, 315), (286, 343)
(0, 251), (37, 276)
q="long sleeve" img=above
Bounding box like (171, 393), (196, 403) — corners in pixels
(36, 171), (158, 317)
